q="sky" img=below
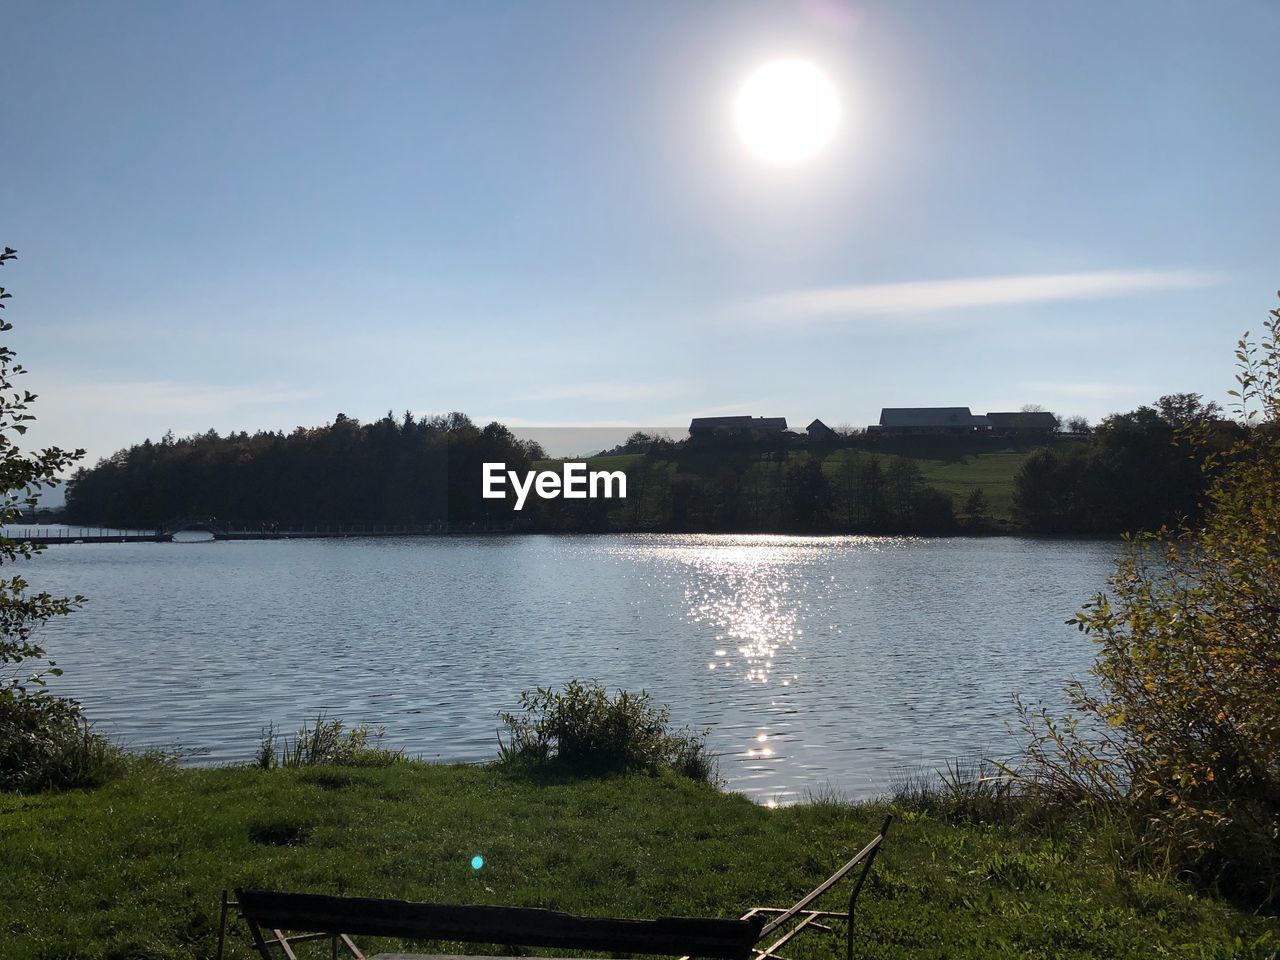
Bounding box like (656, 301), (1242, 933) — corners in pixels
(4, 0), (1279, 466)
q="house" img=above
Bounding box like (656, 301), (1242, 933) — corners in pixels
(806, 418), (837, 442)
(874, 407), (987, 435)
(688, 416), (788, 439)
(986, 411), (1059, 435)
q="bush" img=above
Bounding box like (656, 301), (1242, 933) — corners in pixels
(497, 680), (718, 783)
(1008, 299), (1280, 907)
(255, 714), (405, 769)
(0, 247), (97, 793)
(0, 690), (125, 792)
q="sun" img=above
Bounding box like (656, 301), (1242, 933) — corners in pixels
(734, 59), (840, 165)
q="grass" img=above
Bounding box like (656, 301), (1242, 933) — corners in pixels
(912, 450), (1032, 521)
(2, 762), (1275, 960)
(819, 447), (1033, 523)
(829, 436), (1044, 523)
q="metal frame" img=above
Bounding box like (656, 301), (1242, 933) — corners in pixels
(683, 814), (893, 960)
(218, 891), (366, 960)
(216, 815), (892, 960)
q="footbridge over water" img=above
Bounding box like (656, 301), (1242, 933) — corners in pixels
(160, 515), (230, 540)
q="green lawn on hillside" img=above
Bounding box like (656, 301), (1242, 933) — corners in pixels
(2, 762), (1273, 960)
(912, 450), (1032, 521)
(818, 448), (1033, 522)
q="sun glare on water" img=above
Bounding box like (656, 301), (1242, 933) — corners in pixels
(735, 59), (840, 165)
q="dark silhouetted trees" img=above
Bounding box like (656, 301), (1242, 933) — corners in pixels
(65, 412), (540, 531)
(66, 420), (961, 535)
(1013, 394), (1242, 534)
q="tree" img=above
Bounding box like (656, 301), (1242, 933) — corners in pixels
(1015, 295), (1280, 906)
(1013, 448), (1069, 531)
(886, 457), (923, 526)
(910, 487), (956, 532)
(1155, 391), (1222, 427)
(963, 487), (989, 528)
(1064, 415), (1091, 435)
(0, 248), (103, 791)
(783, 454), (831, 531)
(859, 456), (888, 529)
(1012, 397), (1232, 535)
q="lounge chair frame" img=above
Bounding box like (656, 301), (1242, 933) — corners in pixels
(219, 815), (892, 960)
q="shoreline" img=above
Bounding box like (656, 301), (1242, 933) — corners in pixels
(15, 525), (1123, 544)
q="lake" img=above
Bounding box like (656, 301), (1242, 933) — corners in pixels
(24, 533), (1118, 803)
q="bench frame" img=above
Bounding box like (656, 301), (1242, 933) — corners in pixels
(220, 815), (892, 960)
(736, 813), (894, 960)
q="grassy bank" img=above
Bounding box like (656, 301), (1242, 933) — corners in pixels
(2, 761), (1274, 960)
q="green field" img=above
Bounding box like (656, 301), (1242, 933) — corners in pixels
(2, 762), (1273, 960)
(816, 446), (1035, 523)
(911, 450), (1032, 521)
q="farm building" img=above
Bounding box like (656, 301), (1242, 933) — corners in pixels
(986, 411), (1059, 435)
(806, 418), (838, 442)
(688, 416), (788, 439)
(874, 407), (987, 435)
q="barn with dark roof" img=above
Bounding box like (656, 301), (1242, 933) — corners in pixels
(875, 407), (986, 435)
(986, 411), (1059, 434)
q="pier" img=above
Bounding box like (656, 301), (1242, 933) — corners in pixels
(8, 524), (449, 545)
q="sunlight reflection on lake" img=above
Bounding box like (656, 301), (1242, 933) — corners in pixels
(29, 534), (1117, 803)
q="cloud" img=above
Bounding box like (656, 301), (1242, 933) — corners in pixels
(740, 269), (1223, 326)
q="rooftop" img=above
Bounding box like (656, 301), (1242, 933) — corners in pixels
(689, 416), (788, 432)
(878, 407), (979, 428)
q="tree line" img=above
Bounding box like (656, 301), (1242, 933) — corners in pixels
(64, 391), (1240, 537)
(64, 412), (543, 531)
(1011, 393), (1242, 534)
(63, 415), (965, 534)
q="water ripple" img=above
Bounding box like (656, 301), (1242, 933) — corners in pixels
(28, 533), (1117, 800)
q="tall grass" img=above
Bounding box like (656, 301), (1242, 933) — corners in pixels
(891, 759), (1027, 824)
(256, 715), (405, 769)
(0, 690), (129, 792)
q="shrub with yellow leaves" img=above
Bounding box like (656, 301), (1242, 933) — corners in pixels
(1012, 294), (1280, 907)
